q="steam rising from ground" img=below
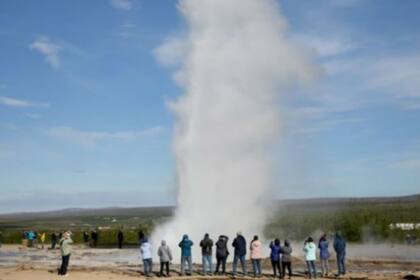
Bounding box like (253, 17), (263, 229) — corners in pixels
(153, 0), (316, 258)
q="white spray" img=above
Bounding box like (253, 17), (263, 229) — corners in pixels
(153, 0), (317, 260)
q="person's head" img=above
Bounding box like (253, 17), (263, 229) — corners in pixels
(284, 240), (290, 247)
(320, 233), (327, 241)
(307, 237), (313, 243)
(253, 235), (258, 241)
(143, 237), (148, 243)
(161, 240), (166, 246)
(204, 233), (209, 239)
(183, 234), (188, 240)
(274, 238), (280, 246)
(236, 231), (242, 237)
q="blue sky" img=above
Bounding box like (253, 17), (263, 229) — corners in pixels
(0, 0), (419, 212)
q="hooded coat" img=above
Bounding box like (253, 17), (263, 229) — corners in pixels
(333, 234), (346, 255)
(281, 243), (292, 263)
(318, 239), (330, 260)
(270, 242), (281, 262)
(140, 240), (152, 260)
(303, 241), (316, 261)
(200, 235), (214, 256)
(216, 235), (229, 258)
(158, 241), (173, 262)
(179, 235), (194, 257)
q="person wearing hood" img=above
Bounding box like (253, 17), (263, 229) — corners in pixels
(158, 240), (172, 277)
(140, 237), (153, 277)
(200, 233), (214, 275)
(179, 234), (194, 275)
(303, 237), (317, 279)
(270, 238), (282, 277)
(232, 231), (247, 277)
(318, 234), (330, 276)
(333, 233), (346, 276)
(281, 240), (292, 279)
(215, 235), (229, 275)
(250, 235), (263, 277)
(58, 231), (73, 276)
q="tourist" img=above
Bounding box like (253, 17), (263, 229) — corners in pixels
(40, 232), (46, 249)
(232, 231), (247, 277)
(215, 235), (229, 275)
(158, 240), (172, 277)
(140, 238), (153, 277)
(318, 234), (330, 276)
(117, 230), (124, 249)
(270, 238), (282, 277)
(83, 231), (89, 246)
(303, 237), (317, 279)
(250, 235), (262, 277)
(179, 234), (194, 275)
(333, 233), (346, 276)
(51, 232), (57, 249)
(58, 231), (73, 276)
(91, 230), (98, 248)
(281, 240), (292, 279)
(200, 233), (214, 275)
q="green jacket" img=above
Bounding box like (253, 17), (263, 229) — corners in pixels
(60, 238), (73, 256)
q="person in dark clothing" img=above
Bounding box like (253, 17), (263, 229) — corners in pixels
(91, 230), (98, 248)
(138, 231), (146, 244)
(281, 240), (292, 279)
(232, 232), (247, 277)
(117, 230), (124, 249)
(270, 238), (282, 277)
(51, 232), (57, 249)
(333, 233), (346, 276)
(215, 235), (229, 275)
(200, 233), (214, 275)
(83, 231), (89, 246)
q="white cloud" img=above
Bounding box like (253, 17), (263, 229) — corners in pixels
(154, 36), (187, 66)
(29, 36), (61, 69)
(47, 126), (164, 148)
(110, 0), (133, 11)
(0, 96), (49, 108)
(24, 113), (41, 119)
(294, 34), (358, 57)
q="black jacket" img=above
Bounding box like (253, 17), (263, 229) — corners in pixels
(232, 235), (247, 256)
(200, 237), (214, 255)
(216, 235), (229, 258)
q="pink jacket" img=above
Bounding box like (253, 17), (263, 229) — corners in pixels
(250, 240), (262, 259)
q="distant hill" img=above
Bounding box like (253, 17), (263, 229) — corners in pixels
(0, 194), (418, 221)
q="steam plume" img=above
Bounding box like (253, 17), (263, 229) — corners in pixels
(153, 0), (317, 258)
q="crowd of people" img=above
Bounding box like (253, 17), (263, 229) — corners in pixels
(136, 231), (346, 279)
(34, 229), (347, 279)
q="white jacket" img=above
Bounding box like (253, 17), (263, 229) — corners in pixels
(141, 242), (153, 260)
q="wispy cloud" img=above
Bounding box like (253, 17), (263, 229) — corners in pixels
(24, 113), (41, 119)
(119, 23), (136, 39)
(0, 96), (49, 108)
(47, 125), (164, 148)
(110, 0), (133, 11)
(294, 34), (358, 57)
(29, 36), (61, 69)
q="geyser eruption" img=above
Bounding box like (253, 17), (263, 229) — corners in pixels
(153, 0), (316, 257)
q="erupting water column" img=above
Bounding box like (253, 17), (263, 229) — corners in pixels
(153, 0), (316, 258)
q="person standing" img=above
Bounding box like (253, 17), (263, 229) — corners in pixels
(91, 230), (98, 248)
(303, 237), (317, 279)
(178, 234), (194, 275)
(232, 231), (247, 277)
(200, 233), (214, 275)
(318, 234), (330, 276)
(333, 233), (346, 277)
(281, 240), (292, 279)
(250, 235), (263, 277)
(215, 235), (229, 275)
(40, 232), (46, 249)
(83, 231), (89, 246)
(158, 240), (172, 277)
(117, 230), (124, 249)
(270, 238), (282, 277)
(58, 232), (73, 276)
(51, 232), (57, 249)
(141, 238), (153, 277)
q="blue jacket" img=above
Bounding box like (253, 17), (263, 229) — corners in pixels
(179, 235), (194, 257)
(318, 239), (330, 260)
(333, 234), (346, 255)
(270, 243), (281, 261)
